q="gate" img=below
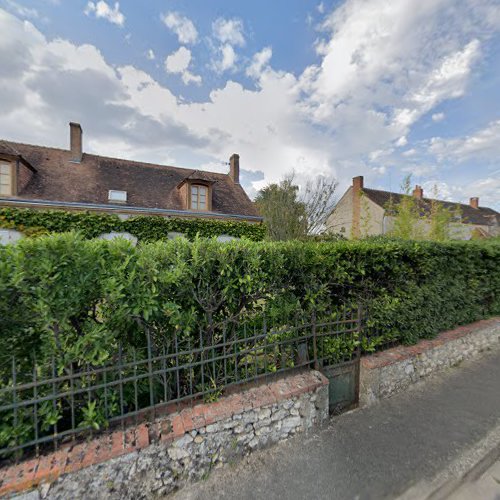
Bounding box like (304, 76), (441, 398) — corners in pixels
(313, 306), (363, 414)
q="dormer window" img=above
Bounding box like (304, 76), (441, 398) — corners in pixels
(108, 190), (127, 203)
(190, 184), (208, 211)
(0, 162), (12, 196)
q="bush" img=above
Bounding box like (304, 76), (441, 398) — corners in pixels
(0, 234), (498, 453)
(0, 207), (266, 242)
(2, 233), (498, 363)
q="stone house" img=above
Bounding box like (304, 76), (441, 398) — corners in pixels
(0, 123), (261, 223)
(327, 176), (500, 239)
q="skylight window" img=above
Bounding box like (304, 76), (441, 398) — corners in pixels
(108, 190), (127, 203)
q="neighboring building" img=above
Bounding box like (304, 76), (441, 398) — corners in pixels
(327, 176), (500, 239)
(0, 123), (262, 223)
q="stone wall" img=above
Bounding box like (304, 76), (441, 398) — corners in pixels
(360, 317), (500, 406)
(2, 371), (328, 499)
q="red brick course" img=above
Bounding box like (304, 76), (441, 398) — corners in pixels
(361, 317), (500, 370)
(0, 370), (327, 497)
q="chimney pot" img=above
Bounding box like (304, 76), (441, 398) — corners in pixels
(352, 176), (364, 191)
(69, 122), (83, 163)
(412, 185), (423, 199)
(470, 197), (479, 209)
(229, 154), (240, 184)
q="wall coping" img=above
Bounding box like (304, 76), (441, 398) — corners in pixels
(361, 317), (500, 370)
(0, 370), (327, 497)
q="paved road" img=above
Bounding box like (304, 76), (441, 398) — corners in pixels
(173, 348), (500, 500)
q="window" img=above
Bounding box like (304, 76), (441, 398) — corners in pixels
(0, 163), (12, 196)
(190, 185), (208, 210)
(108, 190), (127, 203)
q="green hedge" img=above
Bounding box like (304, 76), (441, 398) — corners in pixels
(1, 234), (498, 364)
(0, 207), (266, 241)
(0, 234), (498, 451)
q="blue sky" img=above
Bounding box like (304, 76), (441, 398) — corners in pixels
(0, 0), (499, 208)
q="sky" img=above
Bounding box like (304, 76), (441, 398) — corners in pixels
(0, 0), (499, 209)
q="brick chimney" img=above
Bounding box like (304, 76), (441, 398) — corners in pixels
(412, 185), (423, 199)
(352, 176), (364, 238)
(69, 122), (83, 163)
(229, 154), (240, 184)
(470, 197), (479, 209)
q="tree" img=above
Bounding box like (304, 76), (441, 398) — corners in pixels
(255, 174), (307, 241)
(387, 175), (461, 241)
(255, 172), (338, 240)
(387, 175), (423, 240)
(301, 175), (339, 235)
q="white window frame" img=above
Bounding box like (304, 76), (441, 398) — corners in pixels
(108, 190), (127, 203)
(190, 184), (208, 211)
(0, 162), (12, 196)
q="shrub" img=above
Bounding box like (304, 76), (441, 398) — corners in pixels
(0, 207), (266, 242)
(0, 234), (498, 453)
(2, 233), (498, 362)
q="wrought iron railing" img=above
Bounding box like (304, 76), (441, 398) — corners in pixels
(0, 306), (363, 459)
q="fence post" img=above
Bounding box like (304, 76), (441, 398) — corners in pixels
(312, 309), (319, 370)
(357, 303), (363, 358)
(146, 330), (155, 419)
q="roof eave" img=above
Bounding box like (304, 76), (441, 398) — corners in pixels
(0, 197), (263, 222)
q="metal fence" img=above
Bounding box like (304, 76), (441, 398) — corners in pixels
(0, 306), (363, 459)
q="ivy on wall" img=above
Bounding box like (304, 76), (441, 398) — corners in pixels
(0, 207), (266, 241)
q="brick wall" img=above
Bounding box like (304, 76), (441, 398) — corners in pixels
(0, 370), (329, 499)
(16, 162), (34, 194)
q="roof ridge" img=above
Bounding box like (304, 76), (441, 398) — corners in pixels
(1, 139), (230, 178)
(363, 187), (498, 214)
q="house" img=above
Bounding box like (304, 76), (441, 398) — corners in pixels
(327, 176), (500, 239)
(0, 123), (262, 223)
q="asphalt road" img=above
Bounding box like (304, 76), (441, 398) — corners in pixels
(173, 347), (500, 500)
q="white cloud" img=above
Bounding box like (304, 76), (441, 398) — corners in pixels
(317, 2), (325, 14)
(4, 0), (38, 18)
(161, 12), (198, 45)
(246, 47), (273, 79)
(396, 39), (481, 126)
(301, 0), (488, 148)
(432, 112), (445, 122)
(210, 18), (246, 74)
(395, 136), (408, 147)
(212, 44), (237, 73)
(146, 49), (155, 60)
(1, 1), (500, 204)
(164, 47), (202, 85)
(212, 18), (245, 46)
(429, 120), (500, 162)
(421, 177), (500, 208)
(85, 1), (125, 27)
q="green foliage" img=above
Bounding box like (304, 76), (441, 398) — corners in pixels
(255, 175), (307, 240)
(386, 176), (423, 240)
(386, 176), (463, 241)
(2, 233), (497, 361)
(0, 233), (498, 453)
(0, 207), (266, 242)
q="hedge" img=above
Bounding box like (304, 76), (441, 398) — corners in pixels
(0, 234), (498, 452)
(2, 232), (499, 364)
(0, 207), (266, 241)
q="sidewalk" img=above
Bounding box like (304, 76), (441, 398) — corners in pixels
(173, 347), (500, 500)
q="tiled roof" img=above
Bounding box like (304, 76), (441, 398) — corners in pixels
(0, 141), (260, 218)
(0, 140), (22, 157)
(363, 188), (499, 226)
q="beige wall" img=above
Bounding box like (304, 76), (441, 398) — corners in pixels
(327, 188), (499, 240)
(326, 188), (384, 238)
